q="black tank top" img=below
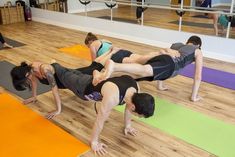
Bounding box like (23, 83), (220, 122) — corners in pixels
(38, 64), (65, 89)
(170, 43), (198, 77)
(84, 75), (138, 104)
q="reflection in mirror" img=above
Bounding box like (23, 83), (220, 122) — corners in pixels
(30, 0), (68, 13)
(35, 0), (235, 39)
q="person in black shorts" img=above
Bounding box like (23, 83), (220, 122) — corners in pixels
(11, 61), (155, 156)
(94, 36), (203, 102)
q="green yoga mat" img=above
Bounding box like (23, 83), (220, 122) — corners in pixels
(115, 99), (235, 157)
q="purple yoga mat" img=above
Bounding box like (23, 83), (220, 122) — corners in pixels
(180, 64), (235, 90)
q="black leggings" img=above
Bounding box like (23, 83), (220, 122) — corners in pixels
(136, 55), (175, 81)
(0, 33), (5, 44)
(76, 61), (104, 75)
(136, 0), (146, 19)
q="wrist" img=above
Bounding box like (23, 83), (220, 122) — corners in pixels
(125, 123), (131, 129)
(91, 140), (98, 146)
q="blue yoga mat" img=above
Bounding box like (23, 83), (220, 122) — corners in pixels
(180, 64), (235, 90)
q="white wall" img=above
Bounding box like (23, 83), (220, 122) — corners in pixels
(67, 0), (108, 13)
(31, 8), (235, 63)
(0, 0), (17, 6)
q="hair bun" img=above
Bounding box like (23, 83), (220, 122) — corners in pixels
(20, 62), (28, 67)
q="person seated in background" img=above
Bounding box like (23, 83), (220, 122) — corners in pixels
(0, 32), (13, 48)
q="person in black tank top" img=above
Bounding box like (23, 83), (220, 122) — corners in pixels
(54, 65), (155, 155)
(95, 36), (203, 102)
(11, 61), (155, 156)
(10, 61), (66, 119)
(82, 74), (155, 155)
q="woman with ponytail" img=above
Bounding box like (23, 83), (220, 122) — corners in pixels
(11, 61), (62, 119)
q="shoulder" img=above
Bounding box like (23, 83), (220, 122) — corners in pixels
(194, 49), (203, 58)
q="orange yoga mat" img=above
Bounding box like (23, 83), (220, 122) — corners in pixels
(59, 44), (92, 61)
(0, 93), (90, 157)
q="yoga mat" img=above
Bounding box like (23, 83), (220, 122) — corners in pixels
(180, 64), (235, 90)
(0, 93), (90, 157)
(0, 37), (25, 50)
(115, 98), (235, 157)
(59, 44), (91, 61)
(0, 61), (51, 99)
(191, 15), (209, 19)
(98, 16), (137, 24)
(169, 20), (213, 28)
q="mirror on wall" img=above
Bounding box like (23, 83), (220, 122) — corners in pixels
(27, 0), (235, 39)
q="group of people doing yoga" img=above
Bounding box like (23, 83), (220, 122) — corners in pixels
(10, 32), (203, 155)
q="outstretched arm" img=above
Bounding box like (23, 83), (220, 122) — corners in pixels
(90, 45), (98, 61)
(44, 70), (62, 119)
(191, 49), (203, 102)
(90, 83), (119, 156)
(124, 105), (138, 136)
(23, 75), (38, 104)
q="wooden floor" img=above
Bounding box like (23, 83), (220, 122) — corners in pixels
(0, 21), (235, 157)
(76, 5), (235, 38)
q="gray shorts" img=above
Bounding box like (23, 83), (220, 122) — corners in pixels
(52, 63), (92, 100)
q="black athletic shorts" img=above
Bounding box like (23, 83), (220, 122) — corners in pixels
(111, 49), (132, 63)
(136, 55), (175, 81)
(231, 16), (235, 27)
(76, 61), (104, 75)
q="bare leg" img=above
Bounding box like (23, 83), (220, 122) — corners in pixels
(3, 42), (13, 48)
(94, 47), (121, 65)
(104, 60), (153, 80)
(208, 13), (219, 36)
(122, 51), (161, 64)
(92, 70), (106, 86)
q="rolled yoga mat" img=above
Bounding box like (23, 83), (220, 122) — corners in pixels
(115, 98), (235, 157)
(0, 60), (51, 99)
(0, 93), (90, 157)
(180, 64), (235, 90)
(59, 44), (91, 61)
(0, 37), (25, 50)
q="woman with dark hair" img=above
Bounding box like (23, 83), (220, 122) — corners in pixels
(0, 32), (13, 48)
(10, 47), (123, 119)
(11, 60), (155, 156)
(84, 32), (113, 60)
(84, 32), (143, 64)
(94, 36), (203, 102)
(11, 61), (63, 119)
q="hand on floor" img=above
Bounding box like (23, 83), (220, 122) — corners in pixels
(46, 110), (61, 119)
(91, 141), (108, 156)
(124, 126), (138, 136)
(23, 97), (37, 104)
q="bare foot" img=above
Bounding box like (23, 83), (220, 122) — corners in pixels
(50, 59), (57, 64)
(157, 85), (169, 91)
(110, 47), (121, 55)
(104, 60), (115, 79)
(3, 42), (13, 48)
(92, 70), (106, 86)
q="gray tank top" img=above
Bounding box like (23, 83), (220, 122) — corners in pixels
(170, 43), (198, 77)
